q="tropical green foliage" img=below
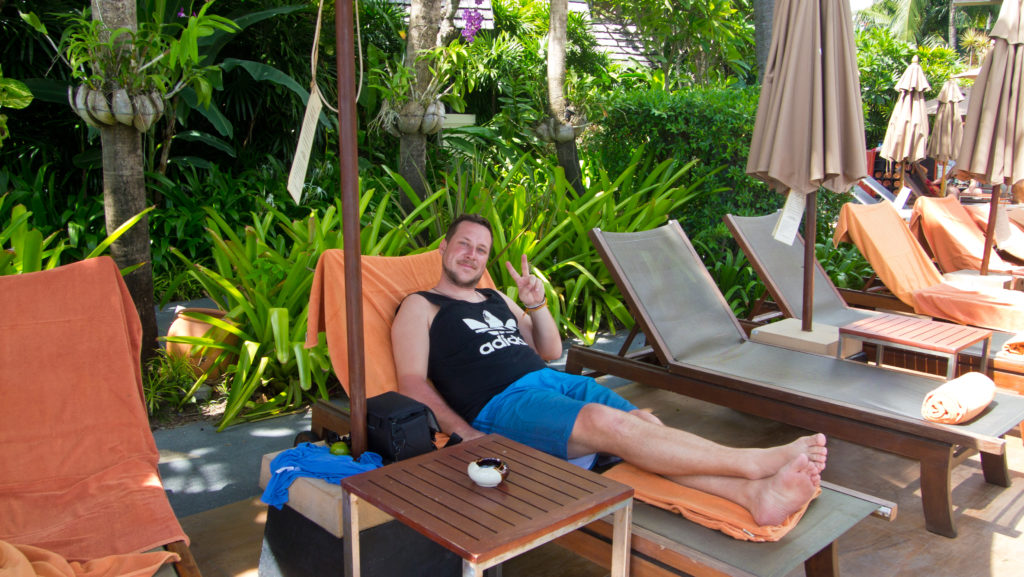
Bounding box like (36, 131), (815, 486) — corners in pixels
(692, 239), (763, 319)
(0, 65), (32, 147)
(1, 190), (152, 275)
(817, 241), (873, 291)
(166, 204), (341, 429)
(143, 349), (209, 417)
(590, 0), (755, 87)
(583, 82), (775, 243)
(855, 0), (1000, 47)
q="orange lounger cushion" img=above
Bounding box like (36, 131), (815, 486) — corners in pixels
(921, 372), (996, 425)
(602, 463), (819, 542)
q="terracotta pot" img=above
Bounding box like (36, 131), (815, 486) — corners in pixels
(165, 307), (239, 380)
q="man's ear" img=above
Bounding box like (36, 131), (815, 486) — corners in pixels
(439, 239), (448, 254)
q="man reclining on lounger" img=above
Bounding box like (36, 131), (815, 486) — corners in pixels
(392, 214), (828, 526)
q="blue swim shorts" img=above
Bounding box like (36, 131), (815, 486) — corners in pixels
(471, 367), (637, 459)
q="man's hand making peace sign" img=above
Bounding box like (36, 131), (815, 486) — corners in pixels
(505, 254), (546, 309)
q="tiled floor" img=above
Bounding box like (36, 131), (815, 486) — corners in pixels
(179, 383), (1024, 577)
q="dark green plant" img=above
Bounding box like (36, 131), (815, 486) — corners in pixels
(164, 186), (435, 429)
(1, 192), (152, 275)
(381, 147), (717, 343)
(817, 241), (873, 291)
(167, 204), (336, 429)
(142, 349), (209, 416)
(583, 83), (779, 245)
(692, 239), (764, 319)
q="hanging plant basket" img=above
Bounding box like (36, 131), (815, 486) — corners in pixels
(68, 84), (164, 132)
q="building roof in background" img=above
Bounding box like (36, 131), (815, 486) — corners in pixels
(387, 0), (649, 66)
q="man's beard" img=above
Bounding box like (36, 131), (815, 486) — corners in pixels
(443, 262), (484, 289)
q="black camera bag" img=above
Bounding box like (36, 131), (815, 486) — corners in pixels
(366, 391), (440, 463)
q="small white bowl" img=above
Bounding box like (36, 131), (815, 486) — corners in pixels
(467, 457), (509, 487)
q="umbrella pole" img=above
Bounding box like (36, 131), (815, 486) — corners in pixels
(981, 183), (1002, 276)
(335, 0), (367, 456)
(802, 191), (817, 332)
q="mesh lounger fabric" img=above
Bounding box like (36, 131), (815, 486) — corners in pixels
(0, 257), (185, 571)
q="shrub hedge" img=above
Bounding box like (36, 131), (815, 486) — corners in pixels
(582, 85), (781, 248)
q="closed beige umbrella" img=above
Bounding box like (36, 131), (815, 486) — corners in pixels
(880, 56), (932, 169)
(747, 0), (866, 330)
(956, 0), (1024, 275)
(928, 78), (965, 185)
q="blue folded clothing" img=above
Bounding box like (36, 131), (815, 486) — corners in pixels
(261, 442), (384, 509)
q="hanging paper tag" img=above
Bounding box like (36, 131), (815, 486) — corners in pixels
(772, 189), (805, 245)
(287, 86), (324, 204)
(994, 200), (1012, 245)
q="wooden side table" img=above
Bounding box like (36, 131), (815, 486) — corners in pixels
(838, 313), (992, 380)
(341, 434), (634, 577)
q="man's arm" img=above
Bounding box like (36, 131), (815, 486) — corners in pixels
(504, 255), (562, 360)
(391, 294), (483, 440)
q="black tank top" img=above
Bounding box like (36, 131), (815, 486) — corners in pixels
(415, 288), (547, 423)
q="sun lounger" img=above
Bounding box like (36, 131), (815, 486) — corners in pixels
(0, 257), (201, 577)
(304, 249), (892, 576)
(851, 183), (881, 206)
(724, 212), (1021, 378)
(909, 195), (1024, 275)
(834, 201), (1024, 332)
(857, 176), (913, 219)
(564, 220), (1024, 538)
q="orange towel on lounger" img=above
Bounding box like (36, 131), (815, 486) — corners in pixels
(909, 196), (1024, 274)
(602, 463), (819, 542)
(0, 258), (188, 563)
(921, 372), (996, 424)
(306, 249), (495, 399)
(0, 540), (175, 577)
(834, 202), (1024, 332)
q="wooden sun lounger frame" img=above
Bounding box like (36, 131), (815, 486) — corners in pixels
(310, 399), (891, 577)
(565, 221), (1023, 539)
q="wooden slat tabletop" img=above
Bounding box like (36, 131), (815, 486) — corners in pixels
(341, 434), (633, 566)
(839, 313), (991, 354)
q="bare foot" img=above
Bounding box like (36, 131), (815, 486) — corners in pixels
(748, 454), (819, 526)
(749, 434), (827, 478)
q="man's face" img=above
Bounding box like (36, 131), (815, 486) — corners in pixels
(440, 221), (492, 288)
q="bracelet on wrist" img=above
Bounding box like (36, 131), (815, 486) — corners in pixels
(523, 298), (547, 313)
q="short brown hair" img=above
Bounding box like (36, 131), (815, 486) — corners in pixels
(445, 214), (493, 242)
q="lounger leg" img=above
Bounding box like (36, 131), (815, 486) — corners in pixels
(343, 488), (361, 577)
(980, 451), (1011, 487)
(803, 541), (838, 577)
(565, 354), (582, 375)
(919, 446), (956, 538)
(165, 541), (202, 577)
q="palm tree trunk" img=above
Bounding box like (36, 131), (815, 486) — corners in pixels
(948, 1), (956, 47)
(754, 0), (773, 82)
(547, 0), (584, 196)
(93, 0), (158, 364)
